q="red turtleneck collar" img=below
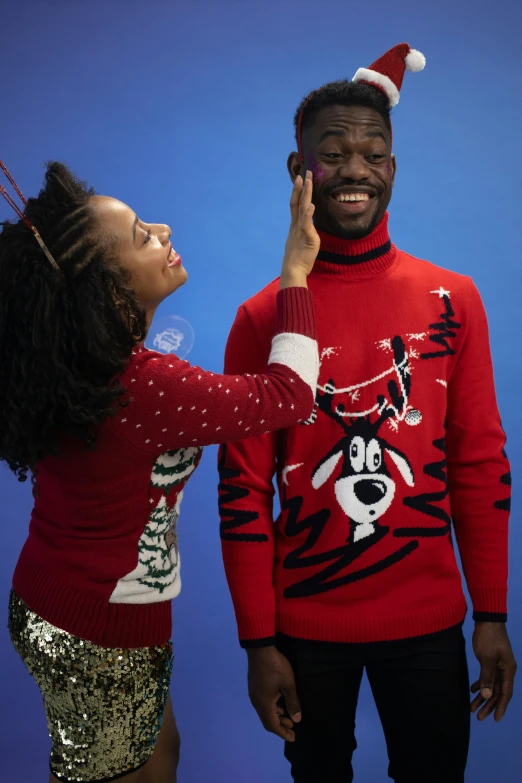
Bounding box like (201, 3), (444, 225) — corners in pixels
(315, 212), (396, 280)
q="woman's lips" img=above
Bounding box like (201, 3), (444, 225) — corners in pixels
(167, 244), (182, 267)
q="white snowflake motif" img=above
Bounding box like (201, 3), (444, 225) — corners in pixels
(376, 339), (392, 352)
(388, 418), (399, 432)
(430, 286), (451, 299)
(408, 348), (419, 360)
(321, 347), (337, 361)
(408, 332), (428, 342)
(349, 389), (360, 403)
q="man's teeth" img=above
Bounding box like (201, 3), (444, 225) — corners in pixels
(335, 193), (370, 202)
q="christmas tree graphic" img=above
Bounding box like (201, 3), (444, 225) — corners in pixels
(113, 446), (202, 598)
(151, 447), (201, 496)
(137, 495), (182, 593)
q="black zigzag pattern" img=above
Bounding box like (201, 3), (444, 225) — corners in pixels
(282, 492), (417, 599)
(218, 445), (268, 542)
(494, 468), (512, 511)
(421, 294), (462, 360)
(396, 428), (451, 538)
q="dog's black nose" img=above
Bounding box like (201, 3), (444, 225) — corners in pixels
(353, 478), (387, 505)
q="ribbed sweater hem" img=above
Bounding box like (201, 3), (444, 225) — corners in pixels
(237, 594), (468, 645)
(12, 550), (172, 648)
(276, 596), (468, 643)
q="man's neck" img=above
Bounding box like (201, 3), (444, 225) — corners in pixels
(314, 213), (396, 280)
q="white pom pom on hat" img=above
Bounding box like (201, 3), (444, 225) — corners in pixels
(352, 43), (426, 107)
(405, 49), (426, 72)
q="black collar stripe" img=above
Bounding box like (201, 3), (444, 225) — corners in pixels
(317, 240), (392, 266)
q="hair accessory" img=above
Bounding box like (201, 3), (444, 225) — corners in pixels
(0, 160), (61, 273)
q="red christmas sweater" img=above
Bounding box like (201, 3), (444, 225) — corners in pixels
(218, 215), (511, 646)
(12, 287), (318, 648)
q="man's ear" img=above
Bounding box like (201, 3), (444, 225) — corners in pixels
(287, 151), (303, 183)
(390, 154), (397, 187)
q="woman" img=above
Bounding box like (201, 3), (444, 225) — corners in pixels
(0, 161), (320, 783)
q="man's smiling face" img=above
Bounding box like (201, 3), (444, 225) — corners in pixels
(288, 104), (396, 240)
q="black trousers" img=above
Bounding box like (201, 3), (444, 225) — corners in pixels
(277, 625), (470, 783)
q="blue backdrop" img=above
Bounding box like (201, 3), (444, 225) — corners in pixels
(1, 1), (521, 780)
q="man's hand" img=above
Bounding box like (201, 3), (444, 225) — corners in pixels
(247, 646), (301, 742)
(470, 622), (517, 722)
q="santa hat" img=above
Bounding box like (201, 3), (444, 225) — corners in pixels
(352, 43), (426, 107)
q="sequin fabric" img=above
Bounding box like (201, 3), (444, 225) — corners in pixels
(8, 591), (173, 782)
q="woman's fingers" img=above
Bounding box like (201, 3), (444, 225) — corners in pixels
(290, 175), (303, 223)
(298, 171), (313, 221)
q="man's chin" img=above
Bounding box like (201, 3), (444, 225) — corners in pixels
(320, 206), (382, 241)
(330, 217), (379, 240)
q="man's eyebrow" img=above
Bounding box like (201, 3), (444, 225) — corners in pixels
(317, 128), (388, 144)
(132, 214), (139, 243)
(365, 129), (388, 142)
(318, 129), (345, 144)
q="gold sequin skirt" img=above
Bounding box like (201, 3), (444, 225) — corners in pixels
(8, 590), (174, 782)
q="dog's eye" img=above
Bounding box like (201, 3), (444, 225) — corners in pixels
(349, 437), (365, 472)
(366, 439), (382, 472)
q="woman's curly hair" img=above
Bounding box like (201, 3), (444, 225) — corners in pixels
(0, 162), (147, 481)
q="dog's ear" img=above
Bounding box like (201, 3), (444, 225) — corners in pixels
(385, 446), (414, 487)
(312, 449), (343, 490)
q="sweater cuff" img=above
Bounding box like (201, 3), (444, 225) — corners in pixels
(473, 612), (508, 623)
(276, 287), (316, 340)
(469, 586), (508, 617)
(240, 636), (278, 649)
(235, 608), (276, 645)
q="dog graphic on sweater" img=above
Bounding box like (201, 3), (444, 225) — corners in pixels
(311, 336), (415, 544)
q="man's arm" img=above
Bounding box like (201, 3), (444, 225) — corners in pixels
(447, 278), (516, 721)
(218, 301), (302, 741)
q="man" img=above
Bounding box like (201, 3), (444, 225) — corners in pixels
(218, 44), (516, 782)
